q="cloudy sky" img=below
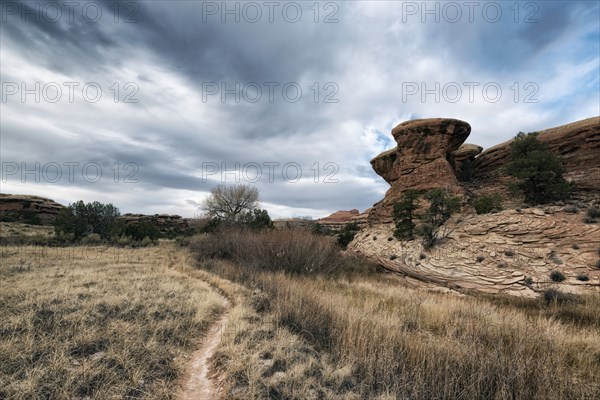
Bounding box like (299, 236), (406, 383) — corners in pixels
(1, 0), (599, 218)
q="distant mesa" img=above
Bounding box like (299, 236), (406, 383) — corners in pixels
(317, 208), (370, 230)
(0, 194), (64, 225)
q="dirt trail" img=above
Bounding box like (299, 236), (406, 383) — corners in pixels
(178, 293), (230, 400)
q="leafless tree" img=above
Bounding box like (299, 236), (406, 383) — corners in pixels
(201, 184), (260, 220)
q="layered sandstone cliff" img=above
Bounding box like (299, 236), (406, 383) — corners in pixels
(353, 116), (600, 296)
(471, 117), (600, 200)
(350, 207), (600, 296)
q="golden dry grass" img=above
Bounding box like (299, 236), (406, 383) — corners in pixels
(3, 228), (600, 399)
(180, 259), (360, 400)
(0, 244), (225, 399)
(266, 276), (600, 398)
(190, 230), (600, 399)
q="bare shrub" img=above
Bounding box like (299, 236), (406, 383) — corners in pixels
(190, 228), (376, 276)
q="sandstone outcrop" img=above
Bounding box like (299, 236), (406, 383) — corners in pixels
(472, 117), (600, 199)
(452, 143), (483, 179)
(350, 207), (600, 296)
(0, 194), (64, 225)
(355, 116), (600, 297)
(369, 118), (471, 223)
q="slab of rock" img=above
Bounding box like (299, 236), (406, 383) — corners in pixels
(452, 144), (484, 160)
(350, 207), (600, 297)
(369, 118), (471, 223)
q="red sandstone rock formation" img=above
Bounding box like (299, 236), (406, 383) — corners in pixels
(369, 118), (471, 223)
(353, 116), (600, 297)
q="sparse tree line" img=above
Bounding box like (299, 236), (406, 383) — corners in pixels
(52, 201), (163, 246)
(33, 185), (274, 247)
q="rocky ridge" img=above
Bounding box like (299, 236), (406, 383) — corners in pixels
(350, 206), (600, 296)
(119, 214), (195, 236)
(0, 194), (64, 225)
(352, 117), (600, 296)
(472, 116), (600, 200)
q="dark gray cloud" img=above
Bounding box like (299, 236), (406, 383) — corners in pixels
(1, 0), (598, 217)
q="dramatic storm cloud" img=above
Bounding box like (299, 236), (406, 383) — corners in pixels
(1, 0), (598, 218)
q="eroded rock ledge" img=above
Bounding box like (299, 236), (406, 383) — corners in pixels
(350, 207), (600, 297)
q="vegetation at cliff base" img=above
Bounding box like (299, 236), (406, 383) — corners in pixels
(393, 189), (419, 240)
(393, 189), (461, 248)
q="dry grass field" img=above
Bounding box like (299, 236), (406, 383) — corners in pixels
(0, 244), (225, 399)
(191, 229), (600, 399)
(2, 227), (600, 399)
(0, 223), (54, 238)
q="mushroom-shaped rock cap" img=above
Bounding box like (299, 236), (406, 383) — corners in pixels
(367, 118), (471, 223)
(391, 118), (471, 154)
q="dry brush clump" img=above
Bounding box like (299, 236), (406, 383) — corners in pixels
(190, 227), (379, 277)
(0, 244), (225, 399)
(190, 228), (600, 399)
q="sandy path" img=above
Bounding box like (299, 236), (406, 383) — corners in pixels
(178, 294), (231, 400)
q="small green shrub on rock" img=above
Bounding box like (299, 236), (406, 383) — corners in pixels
(473, 195), (503, 214)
